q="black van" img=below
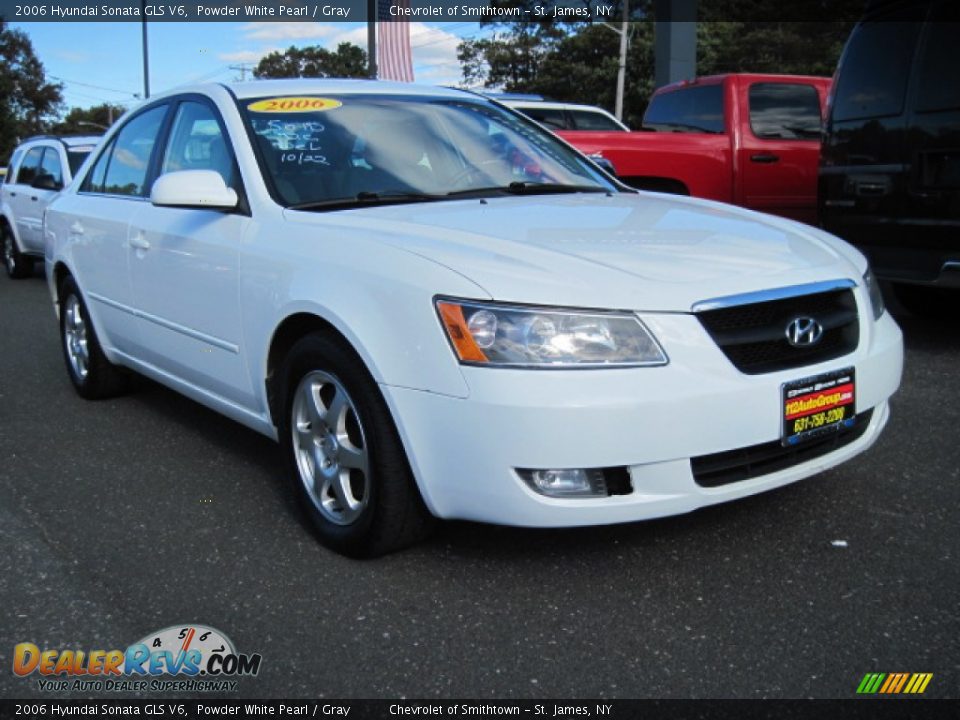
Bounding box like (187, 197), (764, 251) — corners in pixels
(819, 0), (959, 315)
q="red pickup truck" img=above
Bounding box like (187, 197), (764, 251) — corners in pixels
(558, 73), (831, 224)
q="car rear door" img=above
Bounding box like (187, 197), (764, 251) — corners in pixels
(819, 5), (927, 276)
(128, 97), (254, 407)
(65, 103), (171, 355)
(901, 0), (960, 282)
(737, 79), (826, 224)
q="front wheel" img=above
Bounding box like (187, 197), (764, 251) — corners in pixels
(2, 224), (33, 279)
(277, 332), (434, 557)
(59, 276), (130, 399)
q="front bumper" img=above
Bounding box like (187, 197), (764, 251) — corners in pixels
(383, 310), (903, 527)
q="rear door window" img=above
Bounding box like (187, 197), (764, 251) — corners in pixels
(643, 85), (725, 134)
(518, 106), (568, 130)
(95, 105), (168, 197)
(568, 109), (624, 131)
(832, 12), (923, 121)
(15, 147), (44, 186)
(914, 6), (960, 113)
(749, 83), (822, 139)
(39, 147), (64, 186)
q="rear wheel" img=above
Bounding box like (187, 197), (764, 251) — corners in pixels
(59, 276), (130, 399)
(2, 224), (33, 279)
(278, 332), (434, 557)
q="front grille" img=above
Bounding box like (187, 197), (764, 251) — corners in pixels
(691, 408), (873, 488)
(697, 289), (860, 374)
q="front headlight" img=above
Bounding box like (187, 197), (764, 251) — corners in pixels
(863, 268), (885, 321)
(435, 298), (668, 368)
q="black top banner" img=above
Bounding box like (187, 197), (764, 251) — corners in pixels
(2, 0), (875, 23)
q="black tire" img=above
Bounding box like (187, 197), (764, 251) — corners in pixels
(58, 276), (130, 399)
(893, 283), (960, 320)
(2, 223), (34, 279)
(277, 332), (434, 557)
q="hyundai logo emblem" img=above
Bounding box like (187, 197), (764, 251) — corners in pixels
(785, 316), (824, 347)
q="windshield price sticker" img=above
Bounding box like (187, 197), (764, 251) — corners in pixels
(782, 367), (855, 446)
(247, 97), (342, 113)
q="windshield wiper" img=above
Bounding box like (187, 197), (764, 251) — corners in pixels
(289, 190), (444, 211)
(446, 182), (610, 198)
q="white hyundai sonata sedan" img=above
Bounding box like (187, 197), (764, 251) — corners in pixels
(44, 80), (903, 556)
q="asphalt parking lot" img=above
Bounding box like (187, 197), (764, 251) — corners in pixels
(0, 268), (957, 700)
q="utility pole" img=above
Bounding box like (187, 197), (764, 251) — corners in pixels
(367, 0), (377, 78)
(141, 0), (150, 98)
(615, 0), (629, 121)
(601, 0), (630, 122)
(229, 63), (253, 81)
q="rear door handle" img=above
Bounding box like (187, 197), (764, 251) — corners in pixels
(70, 222), (85, 236)
(129, 232), (151, 251)
(9, 192), (16, 197)
(30, 196), (38, 201)
(750, 154), (780, 164)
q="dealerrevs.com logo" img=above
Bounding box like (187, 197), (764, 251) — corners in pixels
(13, 624), (262, 693)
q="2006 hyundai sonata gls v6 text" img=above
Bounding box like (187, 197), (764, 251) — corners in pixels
(44, 80), (903, 556)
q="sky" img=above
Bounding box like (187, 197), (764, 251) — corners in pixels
(12, 20), (487, 113)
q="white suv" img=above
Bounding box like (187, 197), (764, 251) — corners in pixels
(44, 80), (902, 556)
(1, 135), (99, 278)
(499, 99), (630, 132)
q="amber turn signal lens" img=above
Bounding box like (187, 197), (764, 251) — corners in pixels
(436, 301), (489, 363)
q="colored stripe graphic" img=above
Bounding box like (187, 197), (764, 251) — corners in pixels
(857, 672), (932, 694)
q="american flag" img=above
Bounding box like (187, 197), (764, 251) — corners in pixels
(377, 0), (415, 82)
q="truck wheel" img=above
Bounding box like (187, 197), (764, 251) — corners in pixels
(59, 276), (130, 399)
(2, 224), (33, 279)
(277, 332), (434, 557)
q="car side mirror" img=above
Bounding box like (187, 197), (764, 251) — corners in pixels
(32, 173), (62, 191)
(151, 170), (238, 210)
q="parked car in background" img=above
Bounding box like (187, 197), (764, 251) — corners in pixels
(499, 98), (630, 132)
(558, 74), (831, 224)
(1, 135), (99, 278)
(819, 0), (959, 316)
(45, 80), (901, 556)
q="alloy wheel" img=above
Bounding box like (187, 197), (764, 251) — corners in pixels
(63, 295), (90, 380)
(291, 370), (371, 525)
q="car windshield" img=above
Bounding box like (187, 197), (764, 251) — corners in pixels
(240, 94), (617, 209)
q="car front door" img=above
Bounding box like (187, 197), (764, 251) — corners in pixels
(67, 103), (170, 355)
(18, 146), (66, 253)
(737, 81), (825, 224)
(128, 97), (254, 407)
(9, 146), (44, 249)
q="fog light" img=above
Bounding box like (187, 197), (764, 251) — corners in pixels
(518, 468), (608, 497)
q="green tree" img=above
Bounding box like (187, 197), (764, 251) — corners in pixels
(458, 1), (655, 127)
(0, 19), (63, 163)
(254, 43), (368, 79)
(50, 103), (126, 136)
(696, 21), (854, 77)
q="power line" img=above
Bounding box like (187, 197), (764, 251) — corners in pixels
(49, 75), (139, 96)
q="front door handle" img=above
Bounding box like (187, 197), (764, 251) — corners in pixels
(129, 233), (151, 251)
(70, 222), (85, 236)
(750, 154), (780, 164)
(30, 196), (38, 201)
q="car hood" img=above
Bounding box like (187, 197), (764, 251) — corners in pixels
(285, 192), (864, 312)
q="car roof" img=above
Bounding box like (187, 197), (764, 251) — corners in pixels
(22, 135), (101, 148)
(148, 79), (472, 102)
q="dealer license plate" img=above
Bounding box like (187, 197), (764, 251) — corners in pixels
(782, 367), (856, 446)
